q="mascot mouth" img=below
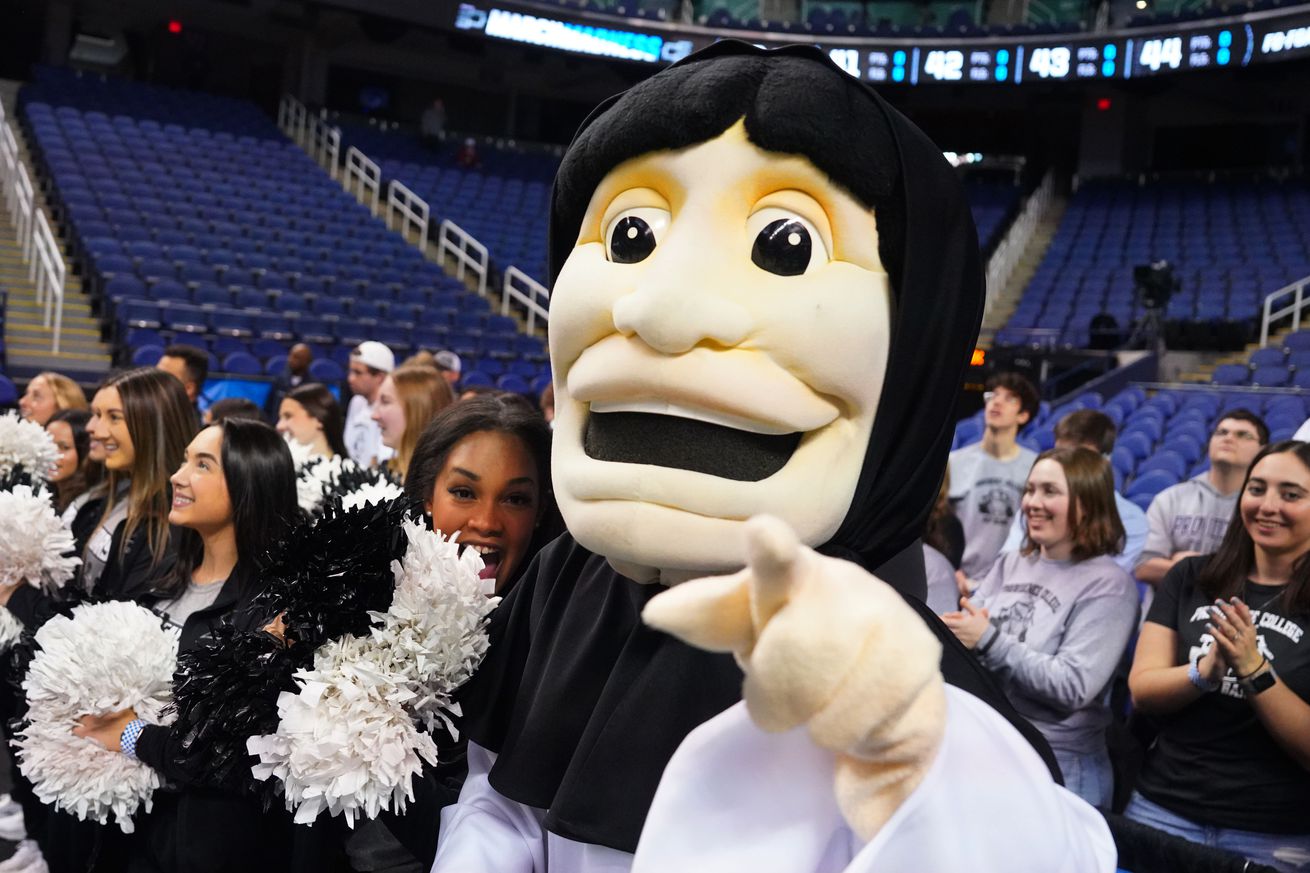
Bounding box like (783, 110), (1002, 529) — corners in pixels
(583, 411), (802, 482)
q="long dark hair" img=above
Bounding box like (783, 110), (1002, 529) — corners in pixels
(1199, 440), (1310, 616)
(405, 394), (562, 581)
(156, 418), (298, 599)
(285, 382), (348, 457)
(98, 368), (196, 568)
(47, 408), (97, 512)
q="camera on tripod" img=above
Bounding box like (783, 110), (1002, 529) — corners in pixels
(1133, 260), (1180, 311)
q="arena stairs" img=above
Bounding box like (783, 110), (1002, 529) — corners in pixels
(0, 80), (112, 386)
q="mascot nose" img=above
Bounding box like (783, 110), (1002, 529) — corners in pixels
(612, 283), (752, 355)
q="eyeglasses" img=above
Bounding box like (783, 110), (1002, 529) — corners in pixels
(983, 391), (1021, 405)
(1213, 427), (1260, 442)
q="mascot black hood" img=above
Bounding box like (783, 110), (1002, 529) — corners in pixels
(548, 40), (984, 575)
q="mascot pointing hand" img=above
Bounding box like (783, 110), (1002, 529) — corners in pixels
(434, 41), (1116, 872)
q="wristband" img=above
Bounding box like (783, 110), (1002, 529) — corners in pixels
(1234, 655), (1268, 681)
(120, 719), (147, 760)
(1188, 661), (1219, 693)
(976, 627), (999, 657)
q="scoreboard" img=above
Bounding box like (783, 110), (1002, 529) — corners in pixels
(452, 1), (1310, 85)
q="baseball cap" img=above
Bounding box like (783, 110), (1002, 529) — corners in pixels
(351, 341), (395, 373)
(434, 350), (462, 374)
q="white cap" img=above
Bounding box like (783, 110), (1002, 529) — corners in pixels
(434, 350), (462, 374)
(351, 341), (395, 373)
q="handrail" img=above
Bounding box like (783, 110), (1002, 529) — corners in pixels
(0, 119), (18, 220)
(14, 161), (34, 264)
(503, 267), (550, 334)
(438, 220), (489, 297)
(344, 146), (381, 216)
(386, 180), (430, 253)
(984, 170), (1056, 320)
(1259, 274), (1310, 346)
(316, 121), (342, 180)
(30, 209), (66, 353)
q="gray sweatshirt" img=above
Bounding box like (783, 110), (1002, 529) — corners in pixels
(973, 550), (1139, 755)
(949, 442), (1038, 578)
(1137, 474), (1238, 567)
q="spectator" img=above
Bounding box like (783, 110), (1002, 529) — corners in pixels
(420, 98), (446, 144)
(942, 447), (1138, 808)
(345, 341), (395, 468)
(158, 344), (209, 416)
(1126, 440), (1310, 872)
(205, 397), (262, 425)
(434, 350), (462, 387)
(45, 409), (97, 519)
(18, 371), (87, 425)
(371, 365), (455, 482)
(275, 383), (348, 460)
(1000, 409), (1148, 576)
(925, 467), (966, 614)
(949, 371), (1040, 578)
(1136, 409), (1268, 590)
(262, 343), (314, 422)
(455, 137), (480, 170)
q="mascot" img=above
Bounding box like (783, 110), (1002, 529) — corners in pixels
(434, 41), (1115, 872)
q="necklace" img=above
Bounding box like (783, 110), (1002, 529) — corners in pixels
(1243, 580), (1286, 613)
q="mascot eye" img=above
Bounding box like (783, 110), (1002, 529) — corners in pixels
(605, 207), (669, 264)
(748, 210), (827, 277)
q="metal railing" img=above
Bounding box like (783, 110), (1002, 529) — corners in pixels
(386, 180), (429, 253)
(1259, 274), (1310, 346)
(344, 146), (382, 216)
(314, 120), (342, 180)
(30, 209), (66, 353)
(984, 170), (1056, 318)
(438, 220), (489, 297)
(503, 267), (550, 334)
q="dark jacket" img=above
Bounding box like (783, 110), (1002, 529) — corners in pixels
(128, 576), (349, 873)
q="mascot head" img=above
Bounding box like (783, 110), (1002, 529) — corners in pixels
(548, 42), (983, 583)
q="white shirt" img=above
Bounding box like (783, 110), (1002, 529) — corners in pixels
(344, 394), (393, 468)
(435, 691), (1116, 873)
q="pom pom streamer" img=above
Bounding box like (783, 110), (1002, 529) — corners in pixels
(0, 485), (81, 652)
(293, 449), (400, 518)
(13, 602), (180, 832)
(0, 413), (58, 488)
(249, 519), (498, 825)
(0, 485), (80, 590)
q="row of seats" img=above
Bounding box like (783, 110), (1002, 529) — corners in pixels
(953, 385), (1307, 510)
(996, 179), (1310, 350)
(16, 69), (550, 382)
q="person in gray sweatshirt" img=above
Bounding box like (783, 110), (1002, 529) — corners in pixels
(942, 446), (1139, 808)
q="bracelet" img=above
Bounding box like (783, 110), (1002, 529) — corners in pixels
(1234, 656), (1268, 681)
(976, 628), (998, 657)
(120, 719), (147, 760)
(1188, 661), (1219, 693)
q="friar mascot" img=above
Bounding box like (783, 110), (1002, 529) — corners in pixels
(433, 41), (1117, 873)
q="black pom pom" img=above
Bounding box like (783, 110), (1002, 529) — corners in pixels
(168, 625), (299, 800)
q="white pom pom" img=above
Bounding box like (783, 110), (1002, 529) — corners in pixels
(249, 520), (497, 824)
(338, 479), (404, 512)
(248, 639), (439, 828)
(0, 413), (58, 485)
(0, 485), (80, 590)
(14, 602), (180, 833)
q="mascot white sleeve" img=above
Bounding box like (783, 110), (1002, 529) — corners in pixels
(433, 40), (1116, 873)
